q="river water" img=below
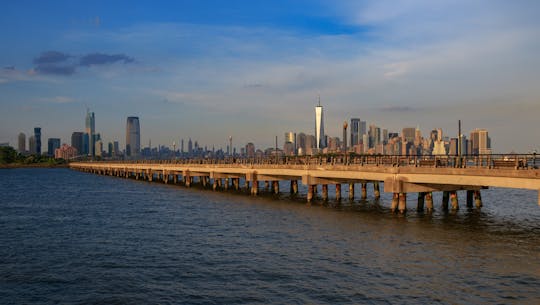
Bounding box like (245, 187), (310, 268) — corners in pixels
(1, 168), (539, 304)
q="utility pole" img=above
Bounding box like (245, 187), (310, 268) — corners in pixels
(458, 120), (462, 167)
(275, 135), (278, 164)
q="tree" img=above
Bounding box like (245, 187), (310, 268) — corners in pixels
(0, 146), (18, 164)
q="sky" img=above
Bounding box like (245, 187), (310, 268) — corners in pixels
(1, 0), (540, 153)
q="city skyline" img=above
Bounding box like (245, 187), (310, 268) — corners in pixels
(1, 1), (540, 153)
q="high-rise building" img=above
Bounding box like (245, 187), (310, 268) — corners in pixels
(18, 132), (26, 153)
(34, 127), (41, 155)
(85, 109), (95, 157)
(350, 118), (360, 147)
(314, 96), (326, 150)
(113, 141), (119, 156)
(47, 138), (61, 156)
(95, 139), (103, 157)
(71, 132), (83, 156)
(29, 135), (36, 154)
(126, 116), (140, 157)
(246, 142), (256, 158)
(296, 133), (306, 155)
(305, 134), (316, 155)
(284, 132), (296, 154)
(477, 129), (491, 154)
(402, 127), (415, 144)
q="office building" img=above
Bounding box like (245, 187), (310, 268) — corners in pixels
(71, 132), (84, 155)
(85, 110), (95, 157)
(18, 132), (25, 153)
(246, 142), (255, 158)
(126, 116), (141, 157)
(402, 127), (415, 144)
(284, 132), (296, 154)
(47, 138), (61, 156)
(34, 127), (42, 155)
(29, 136), (36, 154)
(350, 118), (360, 147)
(314, 96), (326, 150)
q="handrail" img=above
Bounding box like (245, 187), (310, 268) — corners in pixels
(74, 153), (538, 170)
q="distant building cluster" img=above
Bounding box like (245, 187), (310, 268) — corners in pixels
(11, 98), (493, 161)
(277, 97), (492, 157)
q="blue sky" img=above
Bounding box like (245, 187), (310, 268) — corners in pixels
(1, 0), (539, 153)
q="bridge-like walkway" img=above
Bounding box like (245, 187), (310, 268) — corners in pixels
(70, 155), (540, 213)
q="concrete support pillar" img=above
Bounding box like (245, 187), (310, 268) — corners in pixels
(466, 190), (474, 208)
(217, 178), (222, 189)
(373, 182), (381, 199)
(335, 184), (342, 201)
(224, 178), (229, 191)
(163, 172), (169, 184)
(251, 180), (259, 196)
(349, 183), (355, 201)
(265, 181), (270, 191)
(361, 183), (367, 199)
(322, 184), (329, 201)
(212, 179), (218, 191)
(307, 185), (315, 202)
(450, 191), (459, 210)
(244, 180), (250, 192)
(173, 174), (178, 184)
(474, 190), (483, 208)
(273, 181), (280, 194)
(417, 192), (425, 211)
(291, 180), (298, 195)
(398, 193), (407, 214)
(233, 178), (239, 191)
(425, 192), (434, 212)
(442, 191), (449, 211)
(184, 173), (191, 187)
(148, 172), (153, 182)
(391, 193), (399, 213)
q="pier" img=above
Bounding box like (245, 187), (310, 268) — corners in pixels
(70, 154), (540, 212)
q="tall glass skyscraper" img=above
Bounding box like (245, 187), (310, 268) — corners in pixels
(34, 127), (41, 155)
(315, 96), (326, 150)
(85, 109), (95, 157)
(350, 118), (360, 147)
(126, 116), (140, 157)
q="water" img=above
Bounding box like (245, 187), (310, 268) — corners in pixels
(1, 168), (539, 304)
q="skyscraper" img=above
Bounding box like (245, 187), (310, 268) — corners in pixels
(315, 96), (326, 150)
(477, 129), (491, 154)
(126, 116), (140, 157)
(71, 132), (83, 156)
(18, 132), (26, 153)
(29, 136), (36, 154)
(402, 127), (415, 144)
(34, 127), (41, 155)
(47, 138), (61, 156)
(350, 118), (360, 147)
(85, 109), (95, 157)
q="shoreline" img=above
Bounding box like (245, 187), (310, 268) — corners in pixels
(0, 163), (70, 169)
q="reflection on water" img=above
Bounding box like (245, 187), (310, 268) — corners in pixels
(1, 168), (539, 304)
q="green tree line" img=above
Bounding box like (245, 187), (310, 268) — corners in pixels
(0, 146), (66, 165)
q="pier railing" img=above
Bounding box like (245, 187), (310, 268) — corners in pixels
(89, 154), (538, 170)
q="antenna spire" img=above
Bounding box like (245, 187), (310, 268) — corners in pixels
(317, 94), (321, 106)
